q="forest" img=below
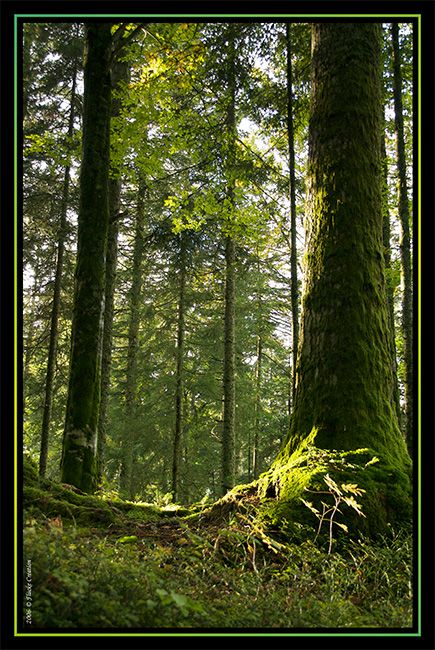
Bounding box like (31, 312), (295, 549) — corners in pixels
(21, 19), (415, 631)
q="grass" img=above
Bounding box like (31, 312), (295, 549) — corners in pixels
(21, 454), (413, 630)
(22, 501), (413, 629)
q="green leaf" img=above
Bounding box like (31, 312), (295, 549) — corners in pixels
(170, 592), (188, 609)
(117, 535), (138, 544)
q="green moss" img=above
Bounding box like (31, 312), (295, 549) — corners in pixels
(61, 433), (98, 494)
(23, 466), (190, 529)
(24, 485), (116, 526)
(60, 24), (112, 495)
(255, 431), (411, 542)
(23, 454), (39, 485)
(284, 25), (411, 519)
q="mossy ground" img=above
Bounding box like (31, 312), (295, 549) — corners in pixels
(22, 454), (413, 630)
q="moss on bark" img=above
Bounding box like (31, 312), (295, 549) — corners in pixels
(263, 24), (412, 536)
(61, 24), (112, 493)
(287, 24), (410, 469)
(24, 455), (186, 527)
(255, 431), (411, 541)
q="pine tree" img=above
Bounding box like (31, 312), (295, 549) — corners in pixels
(286, 23), (300, 406)
(60, 24), (112, 493)
(221, 26), (237, 495)
(261, 24), (412, 532)
(286, 24), (409, 462)
(39, 63), (78, 477)
(391, 22), (413, 457)
(97, 53), (131, 485)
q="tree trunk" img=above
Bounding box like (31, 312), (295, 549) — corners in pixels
(221, 28), (237, 496)
(286, 23), (410, 467)
(39, 67), (77, 478)
(23, 274), (40, 416)
(97, 56), (130, 485)
(286, 23), (300, 406)
(119, 178), (145, 497)
(252, 332), (262, 479)
(391, 23), (413, 457)
(96, 179), (120, 486)
(258, 23), (411, 538)
(171, 234), (187, 502)
(60, 24), (112, 493)
(222, 234), (236, 494)
(23, 24), (32, 123)
(381, 117), (402, 426)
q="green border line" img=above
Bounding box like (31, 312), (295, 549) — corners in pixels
(16, 13), (421, 18)
(417, 12), (422, 638)
(15, 13), (421, 638)
(14, 15), (19, 643)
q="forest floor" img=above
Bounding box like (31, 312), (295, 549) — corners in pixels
(22, 458), (413, 631)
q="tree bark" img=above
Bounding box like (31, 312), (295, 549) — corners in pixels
(252, 332), (262, 479)
(286, 23), (409, 468)
(171, 233), (187, 502)
(286, 23), (300, 407)
(39, 67), (77, 478)
(119, 178), (146, 497)
(221, 27), (237, 496)
(23, 24), (32, 123)
(97, 55), (130, 485)
(60, 24), (112, 493)
(391, 22), (413, 457)
(23, 274), (40, 416)
(381, 116), (402, 426)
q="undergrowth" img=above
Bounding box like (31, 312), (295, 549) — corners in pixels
(22, 454), (413, 629)
(23, 507), (413, 629)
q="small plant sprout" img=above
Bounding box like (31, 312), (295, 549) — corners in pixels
(301, 473), (366, 554)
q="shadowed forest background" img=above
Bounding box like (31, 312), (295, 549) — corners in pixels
(22, 20), (414, 630)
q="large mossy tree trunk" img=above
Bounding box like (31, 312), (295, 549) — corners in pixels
(391, 23), (413, 458)
(289, 23), (408, 463)
(60, 24), (112, 493)
(260, 24), (411, 536)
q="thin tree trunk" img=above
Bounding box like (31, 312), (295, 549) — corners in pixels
(286, 23), (300, 406)
(381, 118), (402, 426)
(171, 234), (187, 502)
(97, 56), (130, 485)
(60, 24), (112, 493)
(23, 274), (40, 415)
(221, 28), (237, 496)
(119, 179), (145, 497)
(222, 234), (236, 494)
(391, 22), (413, 456)
(23, 24), (32, 123)
(182, 437), (190, 503)
(39, 67), (77, 478)
(96, 178), (120, 486)
(252, 250), (263, 480)
(253, 332), (262, 479)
